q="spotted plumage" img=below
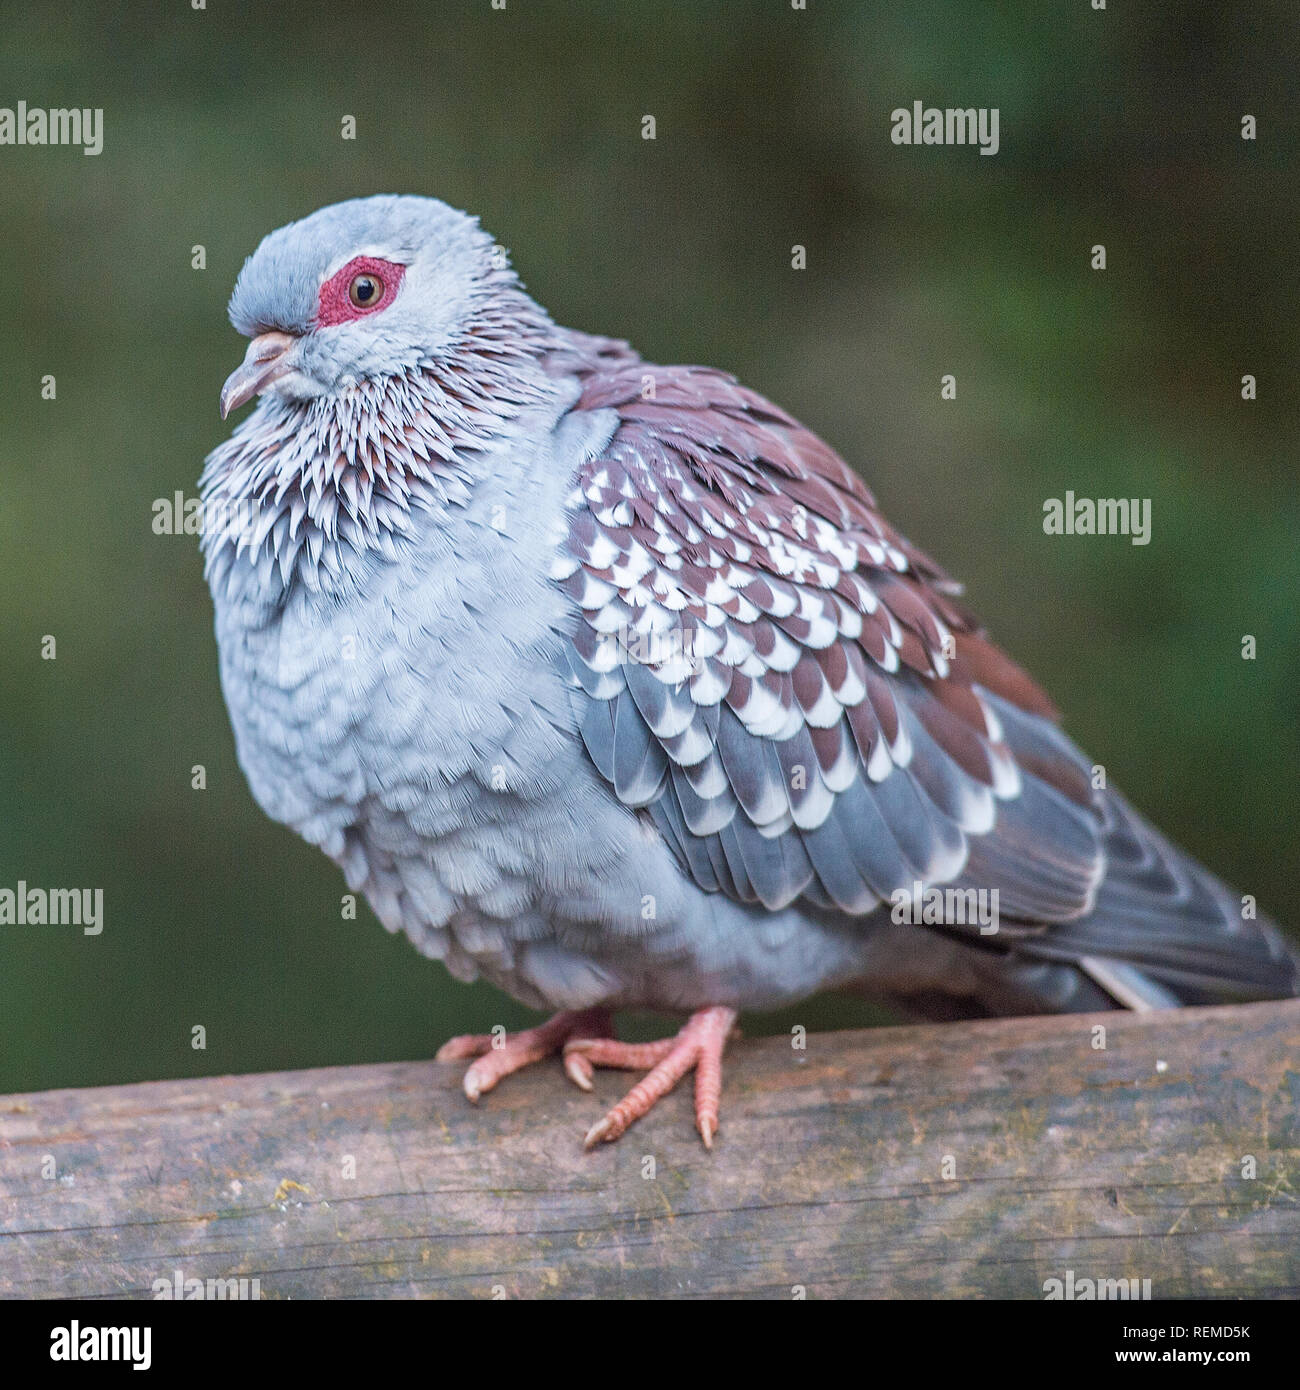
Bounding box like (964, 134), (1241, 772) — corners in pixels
(202, 195), (1297, 1146)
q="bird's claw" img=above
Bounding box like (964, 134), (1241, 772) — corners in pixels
(438, 1005), (737, 1149)
(570, 1005), (738, 1150)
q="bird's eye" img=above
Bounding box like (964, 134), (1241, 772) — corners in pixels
(348, 273), (383, 308)
(316, 257), (405, 327)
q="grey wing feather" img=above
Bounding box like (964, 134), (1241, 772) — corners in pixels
(554, 352), (1298, 1011)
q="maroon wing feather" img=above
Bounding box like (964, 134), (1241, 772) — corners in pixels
(552, 346), (1103, 929)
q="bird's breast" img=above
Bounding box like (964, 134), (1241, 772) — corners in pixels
(207, 402), (653, 981)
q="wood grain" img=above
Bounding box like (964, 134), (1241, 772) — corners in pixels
(1, 1000), (1297, 1299)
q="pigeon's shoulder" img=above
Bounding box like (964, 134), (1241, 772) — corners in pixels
(552, 351), (1104, 930)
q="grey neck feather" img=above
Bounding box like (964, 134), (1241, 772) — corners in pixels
(200, 286), (569, 605)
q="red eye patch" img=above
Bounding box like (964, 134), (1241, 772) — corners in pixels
(315, 255), (406, 327)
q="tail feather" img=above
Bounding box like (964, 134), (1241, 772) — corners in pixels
(886, 791), (1298, 1019)
(1025, 792), (1299, 1006)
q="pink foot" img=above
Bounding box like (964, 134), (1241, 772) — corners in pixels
(565, 1006), (739, 1150)
(435, 1007), (612, 1102)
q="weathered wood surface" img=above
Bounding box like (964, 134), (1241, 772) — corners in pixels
(1, 1000), (1296, 1299)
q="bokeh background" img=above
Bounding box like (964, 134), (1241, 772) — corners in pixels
(2, 1), (1296, 1093)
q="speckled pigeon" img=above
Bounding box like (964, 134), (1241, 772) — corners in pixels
(202, 195), (1298, 1149)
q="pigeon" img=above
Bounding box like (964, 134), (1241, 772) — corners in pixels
(202, 195), (1298, 1149)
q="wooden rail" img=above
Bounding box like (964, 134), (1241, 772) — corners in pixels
(1, 1000), (1296, 1298)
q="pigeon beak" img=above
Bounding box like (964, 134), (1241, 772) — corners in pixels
(220, 331), (299, 418)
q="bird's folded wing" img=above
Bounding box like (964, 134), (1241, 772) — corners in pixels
(553, 355), (1106, 932)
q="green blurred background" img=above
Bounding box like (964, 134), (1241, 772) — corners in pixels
(2, 1), (1296, 1093)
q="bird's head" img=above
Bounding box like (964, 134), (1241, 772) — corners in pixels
(219, 194), (527, 416)
(202, 195), (565, 596)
